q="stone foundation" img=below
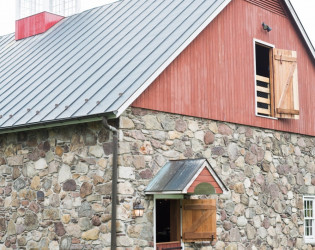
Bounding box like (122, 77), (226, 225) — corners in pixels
(0, 107), (314, 249)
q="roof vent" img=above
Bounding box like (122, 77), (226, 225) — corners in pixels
(244, 0), (287, 17)
(15, 0), (81, 40)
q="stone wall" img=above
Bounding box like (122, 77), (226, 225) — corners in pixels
(0, 107), (314, 249)
(0, 122), (114, 249)
(118, 107), (315, 250)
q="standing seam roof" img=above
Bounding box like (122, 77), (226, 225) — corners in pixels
(0, 0), (226, 130)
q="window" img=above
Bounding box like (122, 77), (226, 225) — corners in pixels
(304, 196), (315, 244)
(255, 41), (299, 119)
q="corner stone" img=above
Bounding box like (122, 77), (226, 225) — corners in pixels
(120, 116), (135, 129)
(143, 115), (162, 130)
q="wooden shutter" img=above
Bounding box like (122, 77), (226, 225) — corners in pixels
(182, 199), (216, 242)
(273, 48), (299, 119)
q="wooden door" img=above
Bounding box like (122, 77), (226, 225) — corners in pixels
(182, 199), (216, 242)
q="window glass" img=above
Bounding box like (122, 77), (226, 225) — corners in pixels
(304, 197), (315, 242)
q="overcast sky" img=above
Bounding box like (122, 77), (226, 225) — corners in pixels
(0, 0), (314, 47)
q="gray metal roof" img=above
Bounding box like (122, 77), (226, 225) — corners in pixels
(145, 159), (207, 193)
(0, 0), (229, 131)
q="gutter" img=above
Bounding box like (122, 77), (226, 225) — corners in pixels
(102, 117), (118, 250)
(0, 112), (116, 135)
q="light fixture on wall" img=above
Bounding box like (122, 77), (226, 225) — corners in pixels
(262, 22), (272, 32)
(133, 197), (145, 218)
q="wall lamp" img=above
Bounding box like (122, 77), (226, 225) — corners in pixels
(262, 22), (272, 32)
(133, 197), (145, 218)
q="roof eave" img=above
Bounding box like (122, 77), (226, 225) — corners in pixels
(0, 113), (116, 135)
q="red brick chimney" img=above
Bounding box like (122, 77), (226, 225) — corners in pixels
(15, 12), (64, 40)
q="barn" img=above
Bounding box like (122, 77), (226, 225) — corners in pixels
(0, 0), (314, 249)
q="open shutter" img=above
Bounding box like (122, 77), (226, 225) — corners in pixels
(182, 199), (216, 242)
(273, 48), (299, 119)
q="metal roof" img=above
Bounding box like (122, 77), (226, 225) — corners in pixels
(145, 159), (228, 194)
(0, 0), (230, 131)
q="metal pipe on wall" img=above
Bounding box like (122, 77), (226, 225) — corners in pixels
(102, 117), (118, 250)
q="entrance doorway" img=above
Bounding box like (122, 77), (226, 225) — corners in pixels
(156, 199), (182, 250)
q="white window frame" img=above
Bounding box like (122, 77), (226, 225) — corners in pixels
(253, 39), (277, 120)
(304, 196), (315, 244)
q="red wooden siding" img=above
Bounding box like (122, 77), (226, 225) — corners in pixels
(187, 168), (223, 194)
(132, 0), (315, 136)
(16, 12), (64, 40)
(156, 241), (181, 250)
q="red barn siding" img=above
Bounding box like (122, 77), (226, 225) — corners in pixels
(132, 0), (315, 136)
(187, 168), (223, 194)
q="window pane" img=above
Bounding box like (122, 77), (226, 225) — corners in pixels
(304, 198), (315, 239)
(305, 220), (310, 235)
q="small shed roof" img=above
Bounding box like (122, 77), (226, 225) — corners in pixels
(145, 159), (228, 194)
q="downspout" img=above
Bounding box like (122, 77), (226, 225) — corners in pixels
(102, 117), (118, 250)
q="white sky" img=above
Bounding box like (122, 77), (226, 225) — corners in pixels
(0, 0), (314, 47)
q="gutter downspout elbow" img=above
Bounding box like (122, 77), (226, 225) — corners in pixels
(102, 117), (118, 250)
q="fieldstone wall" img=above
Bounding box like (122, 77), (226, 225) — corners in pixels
(0, 122), (115, 249)
(0, 107), (314, 249)
(118, 107), (315, 250)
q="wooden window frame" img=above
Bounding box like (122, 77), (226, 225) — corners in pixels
(253, 39), (299, 119)
(253, 39), (277, 119)
(304, 196), (315, 244)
